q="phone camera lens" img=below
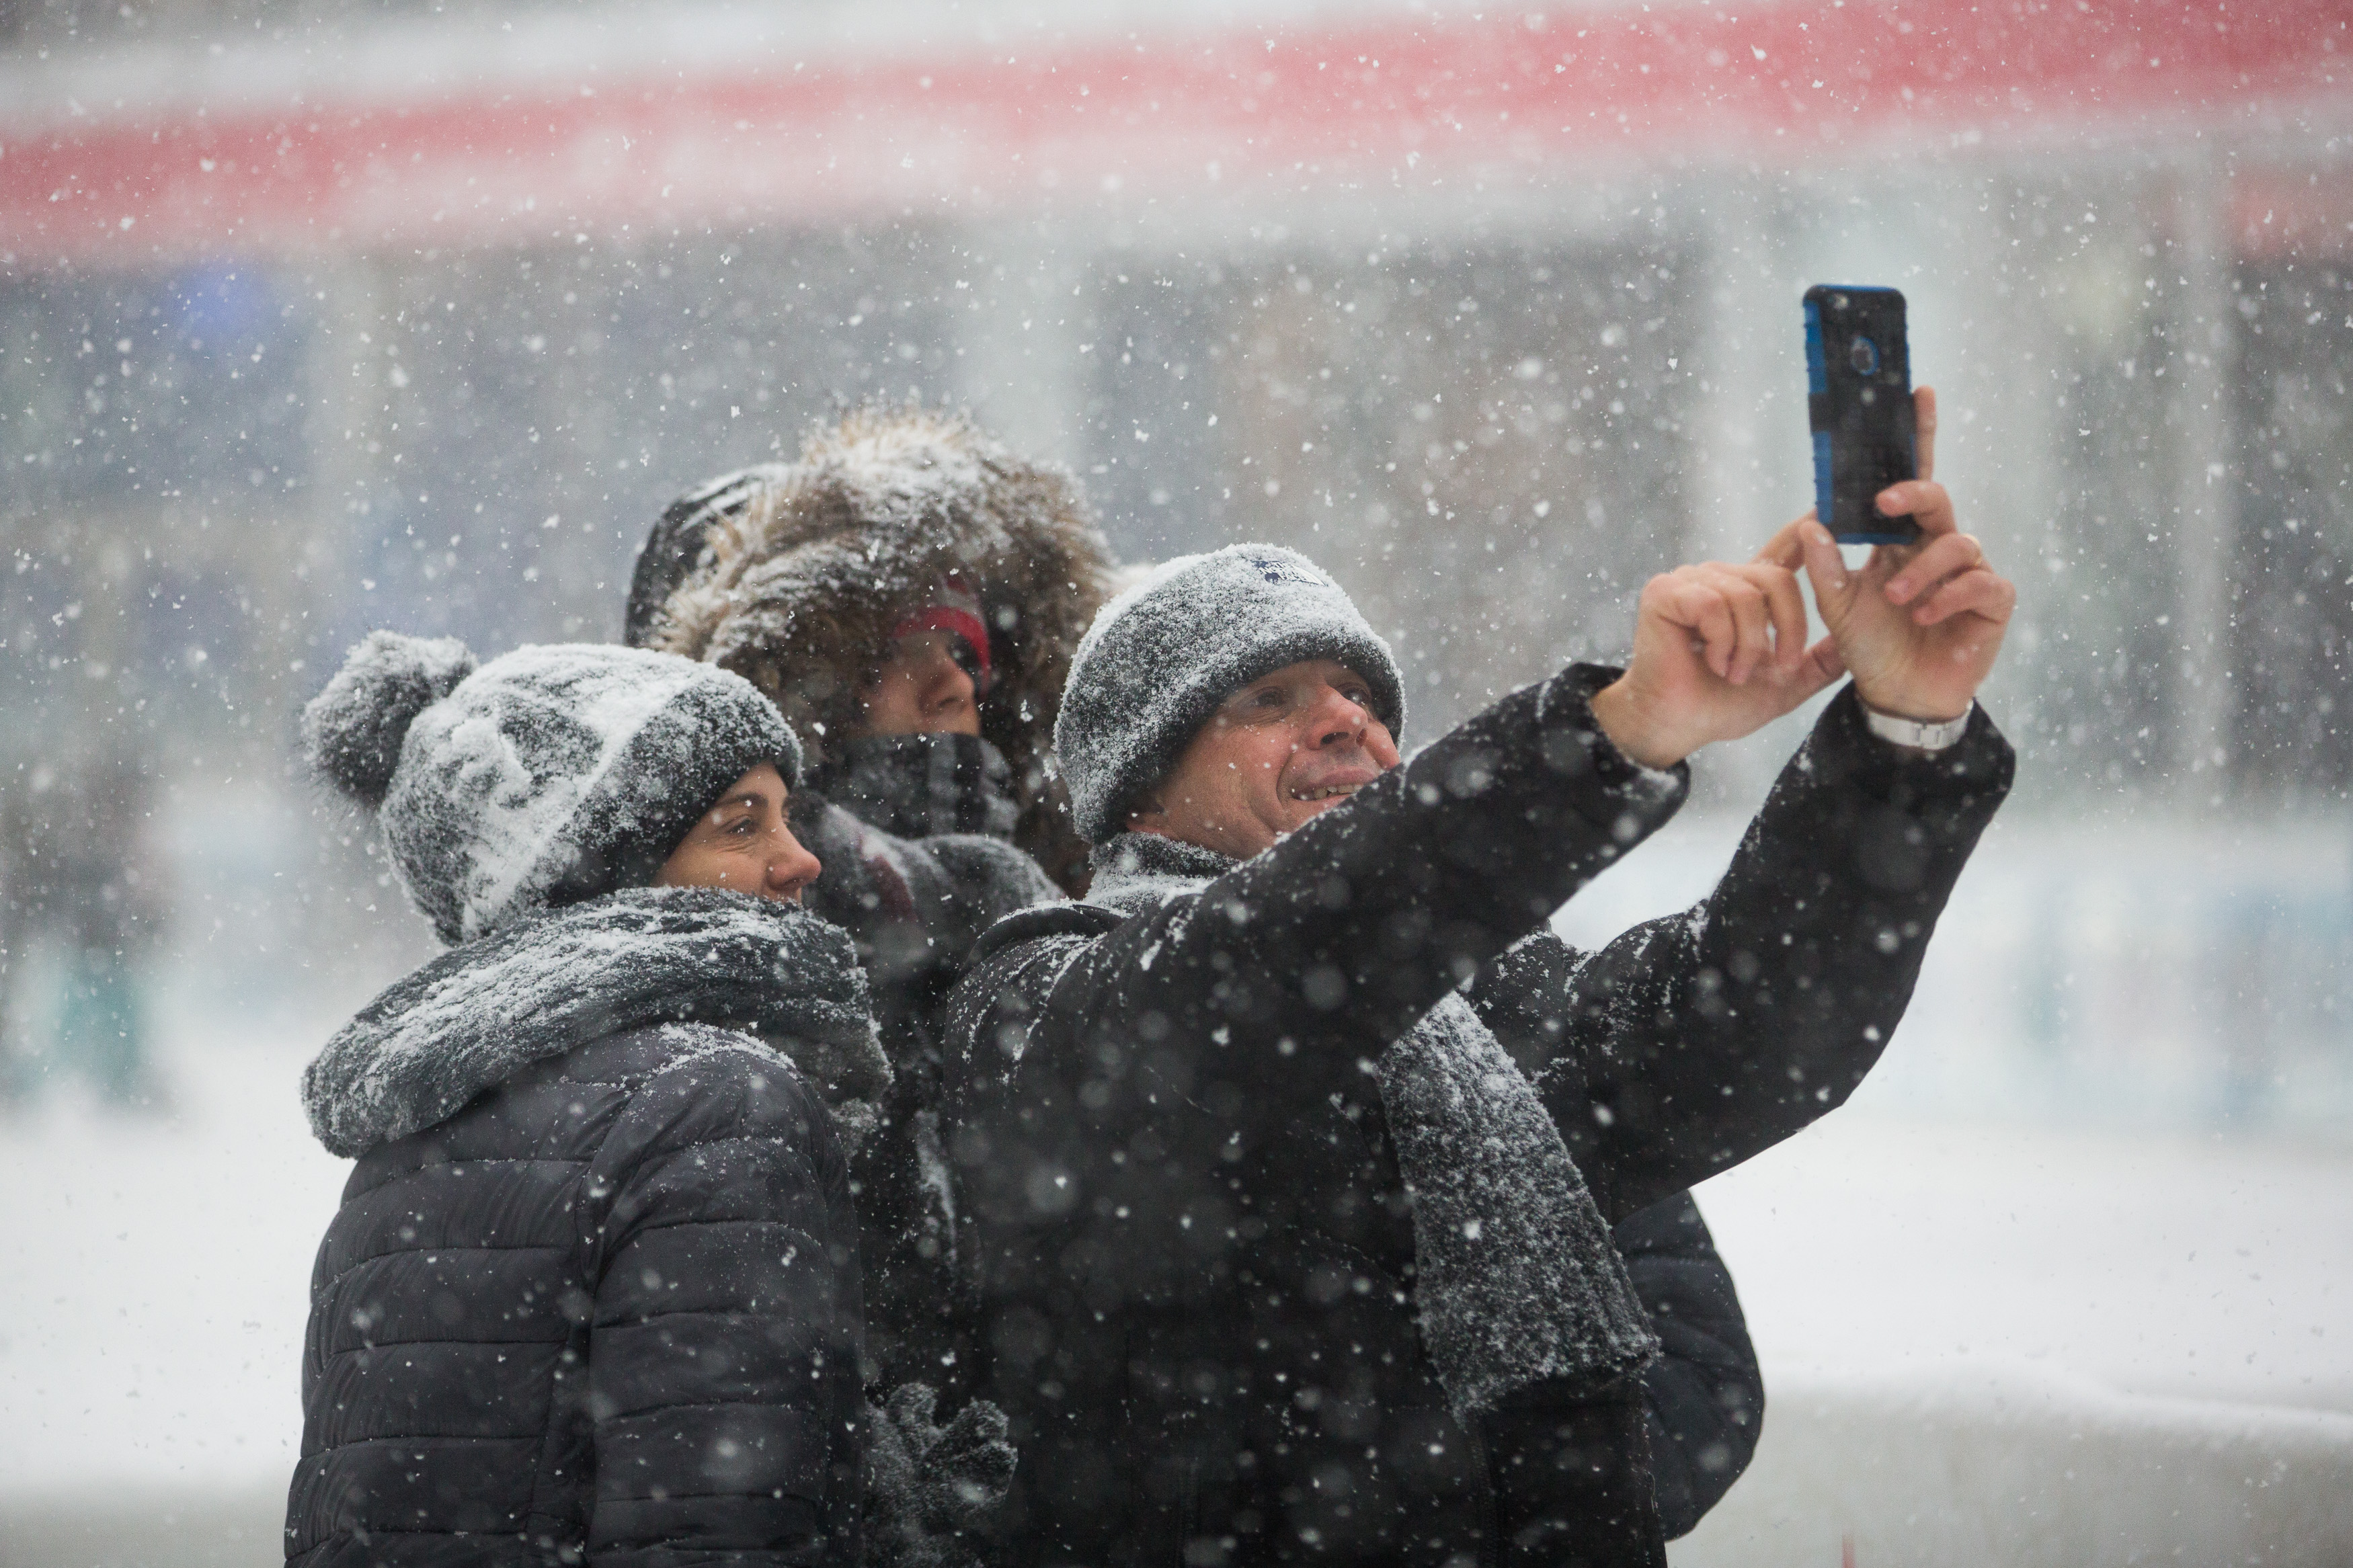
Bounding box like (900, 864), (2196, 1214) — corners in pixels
(1849, 336), (1880, 375)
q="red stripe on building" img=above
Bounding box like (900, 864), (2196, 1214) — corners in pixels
(3, 0), (2345, 264)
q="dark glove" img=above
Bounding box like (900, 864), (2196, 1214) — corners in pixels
(863, 1382), (1016, 1568)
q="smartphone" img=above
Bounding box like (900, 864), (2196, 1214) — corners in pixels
(1804, 285), (1919, 546)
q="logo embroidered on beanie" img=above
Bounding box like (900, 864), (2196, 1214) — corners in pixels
(1244, 552), (1326, 589)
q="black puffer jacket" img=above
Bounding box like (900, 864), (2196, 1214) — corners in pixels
(941, 669), (2013, 1568)
(286, 889), (887, 1567)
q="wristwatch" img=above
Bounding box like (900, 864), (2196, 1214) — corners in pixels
(1862, 702), (1972, 753)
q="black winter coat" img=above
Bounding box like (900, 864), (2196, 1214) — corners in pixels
(941, 667), (2013, 1568)
(286, 889), (887, 1567)
(809, 738), (1765, 1542)
(1613, 1196), (1760, 1540)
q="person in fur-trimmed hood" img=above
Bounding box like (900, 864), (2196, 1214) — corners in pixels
(625, 407), (1114, 1417)
(284, 632), (1010, 1568)
(942, 423), (2017, 1567)
(629, 403), (1113, 892)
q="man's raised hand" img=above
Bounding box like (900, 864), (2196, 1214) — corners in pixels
(1757, 387), (2015, 725)
(1591, 387), (2011, 768)
(1589, 558), (1845, 770)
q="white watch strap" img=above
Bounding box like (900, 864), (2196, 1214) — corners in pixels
(1862, 702), (1972, 752)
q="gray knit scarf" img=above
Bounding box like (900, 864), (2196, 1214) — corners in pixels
(1087, 833), (1659, 1419)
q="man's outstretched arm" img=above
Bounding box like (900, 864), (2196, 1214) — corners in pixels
(1478, 384), (2018, 1215)
(1471, 686), (2013, 1219)
(942, 665), (1698, 1337)
(952, 663), (1691, 1136)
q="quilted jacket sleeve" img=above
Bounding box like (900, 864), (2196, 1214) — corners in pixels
(583, 1032), (867, 1567)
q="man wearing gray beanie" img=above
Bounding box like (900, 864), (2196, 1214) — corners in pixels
(1064, 552), (1768, 1544)
(941, 458), (2017, 1567)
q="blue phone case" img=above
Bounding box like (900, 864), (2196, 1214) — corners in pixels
(1804, 285), (1918, 546)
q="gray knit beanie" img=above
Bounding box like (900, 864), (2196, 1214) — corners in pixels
(303, 633), (802, 944)
(1055, 544), (1404, 844)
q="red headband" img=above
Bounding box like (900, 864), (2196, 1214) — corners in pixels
(890, 593), (992, 689)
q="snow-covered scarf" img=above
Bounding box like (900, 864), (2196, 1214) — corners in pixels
(1087, 833), (1659, 1419)
(303, 886), (889, 1158)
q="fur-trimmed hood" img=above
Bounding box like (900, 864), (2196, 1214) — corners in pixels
(629, 407), (1115, 886)
(302, 886), (888, 1158)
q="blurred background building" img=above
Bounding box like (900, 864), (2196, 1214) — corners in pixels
(1, 3), (2350, 1561)
(4, 0), (2346, 1128)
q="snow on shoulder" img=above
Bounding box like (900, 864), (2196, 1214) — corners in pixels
(301, 886), (885, 1159)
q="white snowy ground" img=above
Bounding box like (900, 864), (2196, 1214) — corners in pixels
(1673, 1118), (2353, 1566)
(0, 1019), (349, 1567)
(5, 1022), (2348, 1566)
(3, 810), (2350, 1565)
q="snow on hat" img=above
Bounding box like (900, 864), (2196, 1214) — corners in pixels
(1055, 543), (1404, 845)
(303, 632), (802, 945)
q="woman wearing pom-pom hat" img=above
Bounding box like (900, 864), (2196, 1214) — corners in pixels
(283, 633), (1007, 1568)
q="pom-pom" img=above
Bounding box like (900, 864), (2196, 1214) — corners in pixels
(302, 631), (476, 807)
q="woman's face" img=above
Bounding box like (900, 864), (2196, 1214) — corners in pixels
(653, 764), (822, 903)
(852, 630), (982, 737)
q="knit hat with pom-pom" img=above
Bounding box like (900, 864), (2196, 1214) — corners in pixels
(303, 632), (801, 944)
(1055, 544), (1404, 844)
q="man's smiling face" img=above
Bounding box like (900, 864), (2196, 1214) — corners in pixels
(1124, 658), (1400, 860)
